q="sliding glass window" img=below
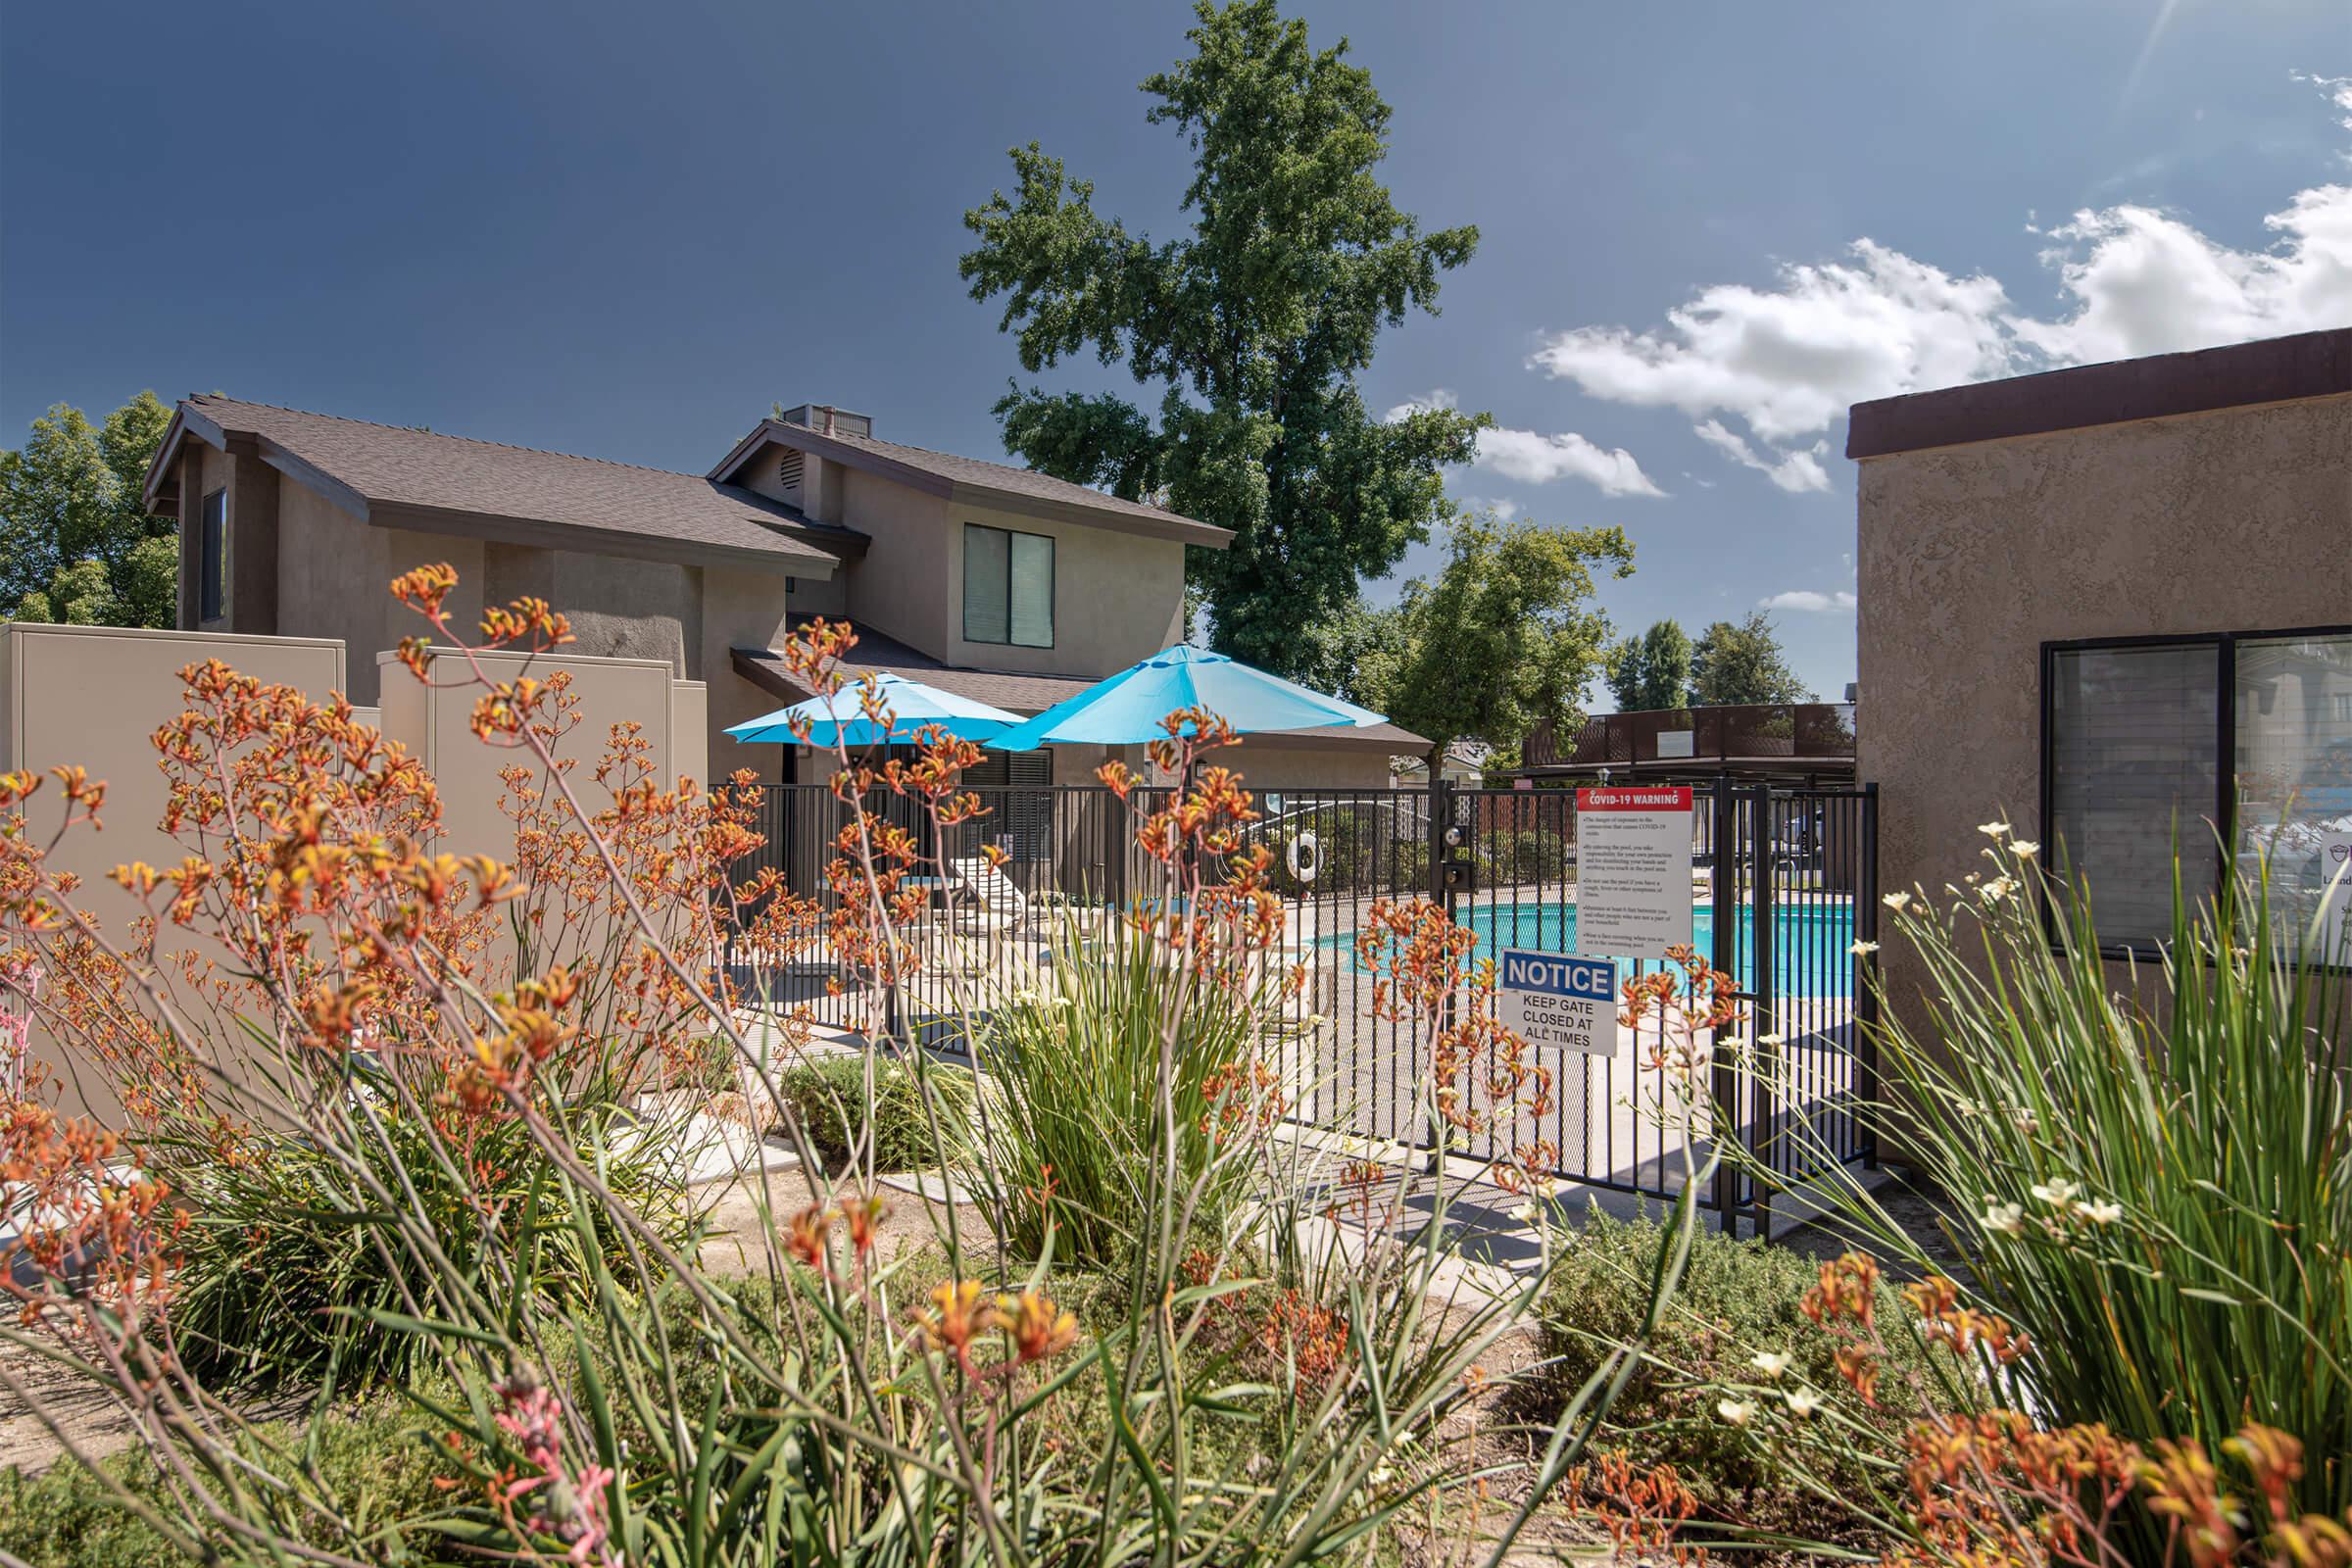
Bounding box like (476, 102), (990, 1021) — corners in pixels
(2042, 626), (2352, 960)
(963, 523), (1054, 649)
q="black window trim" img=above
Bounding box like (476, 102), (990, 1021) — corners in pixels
(2038, 620), (2352, 963)
(961, 521), (1055, 650)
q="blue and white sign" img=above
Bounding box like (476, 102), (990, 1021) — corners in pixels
(1496, 948), (1617, 1057)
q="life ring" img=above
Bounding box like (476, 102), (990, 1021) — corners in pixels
(1287, 830), (1320, 884)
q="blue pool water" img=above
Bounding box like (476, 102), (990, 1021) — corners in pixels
(1324, 902), (1858, 997)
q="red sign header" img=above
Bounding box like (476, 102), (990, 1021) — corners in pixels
(1577, 786), (1693, 812)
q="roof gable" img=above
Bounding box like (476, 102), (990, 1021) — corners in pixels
(148, 396), (865, 573)
(709, 419), (1233, 549)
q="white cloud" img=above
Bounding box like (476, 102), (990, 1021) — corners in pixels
(1528, 74), (2352, 489)
(1388, 388), (1664, 499)
(1533, 241), (2015, 444)
(1692, 418), (1832, 493)
(1474, 426), (1666, 497)
(1384, 387), (1459, 422)
(1761, 589), (1858, 612)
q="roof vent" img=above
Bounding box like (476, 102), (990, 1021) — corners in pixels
(777, 404), (873, 440)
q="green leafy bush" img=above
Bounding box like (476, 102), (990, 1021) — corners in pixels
(1535, 1207), (1926, 1543)
(0, 1406), (458, 1568)
(772, 1052), (968, 1173)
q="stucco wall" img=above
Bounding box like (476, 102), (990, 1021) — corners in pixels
(1855, 390), (2352, 1016)
(838, 468), (956, 661)
(699, 568), (808, 778)
(1223, 740), (1397, 792)
(272, 481), (488, 707)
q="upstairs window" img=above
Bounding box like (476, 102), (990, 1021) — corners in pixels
(2042, 626), (2352, 958)
(199, 488), (227, 622)
(963, 523), (1053, 649)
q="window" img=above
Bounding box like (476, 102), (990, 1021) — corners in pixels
(199, 488), (227, 622)
(2042, 626), (2352, 959)
(962, 523), (1053, 648)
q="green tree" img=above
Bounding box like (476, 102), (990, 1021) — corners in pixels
(1605, 618), (1693, 711)
(1352, 512), (1634, 772)
(959, 0), (1484, 686)
(1690, 612), (1813, 706)
(1, 392), (177, 627)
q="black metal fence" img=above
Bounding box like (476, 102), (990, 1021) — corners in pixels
(728, 776), (1878, 1238)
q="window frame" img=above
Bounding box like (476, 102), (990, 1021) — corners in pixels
(199, 488), (227, 623)
(961, 521), (1054, 650)
(2038, 621), (2352, 962)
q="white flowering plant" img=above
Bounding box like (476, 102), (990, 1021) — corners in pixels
(1709, 830), (2352, 1554)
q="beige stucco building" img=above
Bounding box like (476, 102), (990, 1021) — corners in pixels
(142, 396), (1419, 794)
(1850, 327), (2352, 1012)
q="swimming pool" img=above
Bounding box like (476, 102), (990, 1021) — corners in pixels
(1322, 901), (1859, 997)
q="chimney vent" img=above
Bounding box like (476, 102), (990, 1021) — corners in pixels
(777, 403), (873, 440)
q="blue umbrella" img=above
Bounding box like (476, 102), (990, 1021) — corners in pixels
(988, 644), (1386, 751)
(725, 672), (1023, 748)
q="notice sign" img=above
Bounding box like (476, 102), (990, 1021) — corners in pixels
(2323, 833), (2352, 967)
(1497, 950), (1617, 1057)
(1575, 786), (1695, 960)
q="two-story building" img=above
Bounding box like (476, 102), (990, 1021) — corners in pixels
(140, 396), (1420, 788)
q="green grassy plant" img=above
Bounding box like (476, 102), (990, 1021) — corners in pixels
(958, 916), (1274, 1266)
(1738, 833), (2351, 1546)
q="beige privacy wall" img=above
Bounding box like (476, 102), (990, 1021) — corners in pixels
(0, 623), (708, 1121)
(376, 645), (709, 859)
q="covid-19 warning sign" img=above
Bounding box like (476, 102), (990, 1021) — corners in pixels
(1574, 786), (1695, 960)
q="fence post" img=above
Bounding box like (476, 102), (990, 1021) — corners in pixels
(1429, 777), (1455, 909)
(1857, 781), (1881, 1170)
(1746, 784), (1778, 1240)
(1707, 777), (1741, 1233)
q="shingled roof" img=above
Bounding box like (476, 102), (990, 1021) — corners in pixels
(709, 418), (1232, 549)
(147, 396), (864, 572)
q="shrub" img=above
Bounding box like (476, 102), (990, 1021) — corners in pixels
(1536, 1207), (1927, 1543)
(0, 1405), (458, 1568)
(1736, 832), (2352, 1557)
(771, 1052), (968, 1173)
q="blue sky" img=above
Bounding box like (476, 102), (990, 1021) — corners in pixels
(5, 0), (2347, 700)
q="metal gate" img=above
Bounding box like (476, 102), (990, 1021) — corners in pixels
(729, 776), (1877, 1238)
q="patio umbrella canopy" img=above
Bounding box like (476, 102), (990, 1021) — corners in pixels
(987, 644), (1386, 751)
(725, 672), (1023, 748)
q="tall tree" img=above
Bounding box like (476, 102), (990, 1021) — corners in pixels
(1351, 512), (1634, 772)
(1690, 612), (1814, 706)
(959, 0), (1484, 685)
(1605, 618), (1693, 711)
(2, 392), (177, 627)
